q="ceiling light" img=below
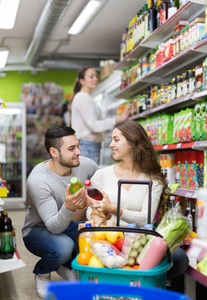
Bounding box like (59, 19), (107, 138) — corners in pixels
(0, 0), (20, 29)
(68, 0), (107, 35)
(0, 48), (9, 69)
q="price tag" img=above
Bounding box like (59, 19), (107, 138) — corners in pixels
(163, 145), (168, 149)
(185, 192), (193, 198)
(170, 184), (180, 193)
(176, 143), (182, 148)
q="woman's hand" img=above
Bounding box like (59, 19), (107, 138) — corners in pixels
(101, 190), (114, 212)
(115, 108), (130, 123)
(101, 190), (123, 217)
(64, 185), (86, 211)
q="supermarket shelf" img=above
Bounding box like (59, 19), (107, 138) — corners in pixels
(115, 38), (207, 99)
(0, 249), (26, 273)
(154, 141), (207, 151)
(154, 142), (195, 151)
(171, 188), (198, 199)
(114, 1), (206, 71)
(129, 93), (199, 120)
(187, 266), (207, 287)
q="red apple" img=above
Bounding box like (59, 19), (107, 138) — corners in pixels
(113, 238), (125, 252)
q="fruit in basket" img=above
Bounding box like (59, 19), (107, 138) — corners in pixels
(77, 252), (91, 265)
(88, 255), (105, 267)
(94, 231), (106, 240)
(105, 231), (124, 244)
(113, 238), (125, 251)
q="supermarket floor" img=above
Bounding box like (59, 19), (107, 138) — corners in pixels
(0, 210), (206, 300)
(0, 210), (62, 300)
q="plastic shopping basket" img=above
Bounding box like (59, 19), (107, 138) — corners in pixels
(72, 180), (172, 289)
(46, 282), (192, 300)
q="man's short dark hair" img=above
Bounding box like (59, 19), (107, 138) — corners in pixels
(45, 125), (76, 154)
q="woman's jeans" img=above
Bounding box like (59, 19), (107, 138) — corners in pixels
(23, 221), (79, 274)
(79, 139), (101, 165)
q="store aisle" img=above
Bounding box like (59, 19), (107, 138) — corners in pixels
(0, 210), (62, 300)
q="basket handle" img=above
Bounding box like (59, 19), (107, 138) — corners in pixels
(117, 179), (153, 226)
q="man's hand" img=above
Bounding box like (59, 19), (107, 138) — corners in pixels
(64, 184), (86, 211)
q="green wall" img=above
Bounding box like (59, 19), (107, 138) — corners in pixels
(0, 70), (78, 102)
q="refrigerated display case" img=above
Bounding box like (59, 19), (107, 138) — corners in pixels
(0, 103), (26, 208)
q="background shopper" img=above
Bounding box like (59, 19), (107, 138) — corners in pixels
(71, 65), (130, 165)
(22, 125), (98, 298)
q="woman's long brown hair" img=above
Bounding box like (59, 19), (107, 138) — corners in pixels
(114, 120), (169, 203)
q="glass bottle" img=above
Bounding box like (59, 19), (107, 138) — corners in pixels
(148, 0), (157, 33)
(157, 0), (161, 28)
(84, 179), (103, 201)
(160, 0), (168, 25)
(0, 210), (14, 259)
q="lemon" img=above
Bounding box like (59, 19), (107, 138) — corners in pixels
(88, 255), (105, 267)
(94, 231), (106, 240)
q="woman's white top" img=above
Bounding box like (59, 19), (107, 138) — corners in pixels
(87, 165), (163, 227)
(71, 92), (115, 142)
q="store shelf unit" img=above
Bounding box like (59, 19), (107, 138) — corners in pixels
(0, 103), (26, 209)
(114, 1), (207, 70)
(114, 1), (207, 99)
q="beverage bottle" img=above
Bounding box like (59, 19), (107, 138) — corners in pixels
(78, 223), (95, 256)
(157, 0), (161, 28)
(69, 176), (86, 209)
(0, 210), (14, 259)
(84, 179), (103, 200)
(148, 0), (157, 33)
(160, 0), (168, 25)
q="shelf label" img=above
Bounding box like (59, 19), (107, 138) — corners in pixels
(176, 143), (182, 148)
(163, 145), (168, 149)
(170, 184), (180, 193)
(185, 192), (194, 198)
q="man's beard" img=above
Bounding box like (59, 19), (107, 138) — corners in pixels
(58, 154), (80, 168)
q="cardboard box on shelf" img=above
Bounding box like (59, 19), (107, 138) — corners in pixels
(99, 60), (116, 81)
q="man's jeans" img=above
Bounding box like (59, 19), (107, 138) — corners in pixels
(79, 139), (101, 165)
(23, 221), (79, 274)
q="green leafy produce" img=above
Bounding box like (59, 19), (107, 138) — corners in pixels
(197, 253), (207, 275)
(156, 211), (192, 253)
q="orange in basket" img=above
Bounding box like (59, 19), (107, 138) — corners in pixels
(77, 252), (91, 265)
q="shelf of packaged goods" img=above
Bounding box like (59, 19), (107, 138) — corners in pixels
(129, 94), (199, 120)
(114, 1), (206, 71)
(187, 266), (207, 286)
(115, 38), (207, 99)
(171, 188), (198, 199)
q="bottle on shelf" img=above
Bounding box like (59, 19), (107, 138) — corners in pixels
(84, 180), (103, 201)
(168, 0), (177, 19)
(148, 0), (157, 33)
(160, 0), (168, 25)
(69, 176), (86, 209)
(156, 0), (161, 28)
(0, 210), (15, 259)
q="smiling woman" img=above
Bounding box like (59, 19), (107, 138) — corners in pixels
(71, 66), (130, 165)
(86, 120), (168, 228)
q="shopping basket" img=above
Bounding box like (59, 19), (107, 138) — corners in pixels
(72, 180), (172, 289)
(46, 282), (191, 300)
